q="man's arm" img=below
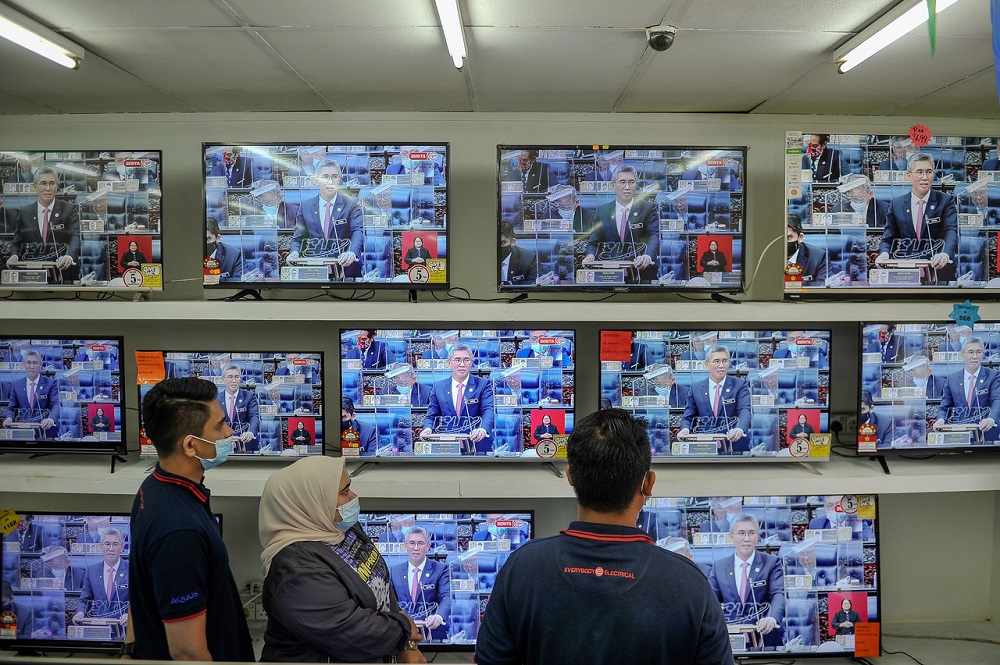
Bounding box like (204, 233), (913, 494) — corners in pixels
(289, 205), (309, 255)
(479, 378), (496, 433)
(734, 381), (752, 433)
(62, 202), (82, 264)
(164, 613), (212, 661)
(940, 192), (959, 259)
(347, 199), (365, 258)
(641, 203), (660, 260)
(44, 378), (60, 425)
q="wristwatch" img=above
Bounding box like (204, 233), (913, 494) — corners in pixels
(405, 639), (419, 651)
(120, 642), (137, 657)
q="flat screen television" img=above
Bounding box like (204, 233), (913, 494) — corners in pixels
(784, 132), (1000, 298)
(137, 350), (324, 458)
(858, 321), (1000, 454)
(201, 143), (449, 289)
(339, 329), (575, 459)
(358, 511), (533, 650)
(0, 150), (163, 289)
(0, 337), (123, 455)
(637, 494), (880, 658)
(600, 329), (832, 461)
(496, 145), (746, 292)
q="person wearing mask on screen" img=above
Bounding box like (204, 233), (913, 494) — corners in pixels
(209, 146), (253, 188)
(515, 330), (561, 363)
(902, 354), (947, 399)
(249, 179), (298, 230)
(386, 145), (444, 186)
(422, 330), (460, 361)
(583, 166), (660, 283)
(259, 456), (426, 663)
(773, 330), (829, 368)
(346, 329), (388, 370)
(341, 396), (379, 456)
(619, 330), (648, 372)
(804, 134), (840, 183)
(385, 363), (432, 408)
(786, 214), (828, 287)
(678, 346), (752, 454)
(499, 221), (537, 288)
(6, 166), (81, 283)
(876, 152), (958, 284)
(943, 325), (973, 353)
(420, 344), (495, 455)
(3, 350), (60, 439)
(205, 216), (241, 282)
(879, 137), (914, 172)
(545, 184), (595, 233)
(73, 528), (128, 627)
(680, 331), (719, 362)
(475, 409), (732, 665)
(960, 180), (998, 226)
(583, 149), (624, 182)
(218, 364), (259, 454)
(127, 377), (253, 662)
(865, 324), (905, 364)
(836, 174), (889, 228)
(514, 149), (549, 193)
(708, 513), (785, 648)
(700, 497), (741, 534)
(698, 239), (728, 273)
(287, 160), (364, 279)
(119, 240), (147, 273)
(40, 545), (86, 591)
(640, 364), (690, 408)
(934, 336), (1000, 442)
(14, 515), (42, 552)
(389, 526), (450, 643)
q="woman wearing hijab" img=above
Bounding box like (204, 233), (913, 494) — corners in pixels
(259, 456), (426, 662)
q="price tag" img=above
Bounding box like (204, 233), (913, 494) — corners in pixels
(857, 495), (877, 519)
(135, 351), (166, 385)
(908, 124), (932, 148)
(0, 509), (21, 536)
(600, 331), (633, 362)
(809, 433), (831, 458)
(854, 622), (880, 658)
(950, 300), (981, 326)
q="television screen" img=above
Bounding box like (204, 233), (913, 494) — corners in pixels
(637, 495), (879, 658)
(858, 321), (1000, 453)
(137, 350), (324, 458)
(339, 329), (575, 458)
(496, 145), (746, 292)
(784, 132), (1000, 297)
(600, 329), (832, 460)
(358, 511), (533, 650)
(0, 337), (123, 454)
(201, 143), (449, 289)
(0, 151), (163, 289)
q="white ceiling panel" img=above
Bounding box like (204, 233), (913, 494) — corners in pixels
(225, 0), (441, 28)
(674, 0), (895, 33)
(898, 70), (1000, 119)
(5, 0), (233, 30)
(466, 0), (666, 29)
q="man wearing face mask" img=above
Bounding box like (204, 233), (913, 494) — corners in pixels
(127, 377), (253, 662)
(836, 174), (889, 228)
(515, 330), (563, 365)
(205, 216), (241, 282)
(422, 330), (460, 361)
(249, 180), (297, 230)
(545, 184), (595, 233)
(639, 364), (690, 408)
(342, 396), (379, 456)
(346, 329), (389, 370)
(384, 363), (432, 408)
(772, 330), (829, 369)
(808, 496), (863, 539)
(499, 221), (538, 287)
(786, 215), (828, 287)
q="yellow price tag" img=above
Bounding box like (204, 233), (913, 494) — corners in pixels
(0, 510), (21, 537)
(809, 433), (831, 458)
(857, 495), (876, 519)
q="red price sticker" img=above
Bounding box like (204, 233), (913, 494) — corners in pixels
(908, 124), (932, 148)
(600, 331), (633, 362)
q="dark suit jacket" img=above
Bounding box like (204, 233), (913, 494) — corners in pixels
(210, 156), (253, 188)
(90, 414), (112, 432)
(79, 560), (129, 615)
(521, 162), (549, 193)
(586, 200), (660, 282)
(119, 250), (147, 270)
(212, 241), (242, 282)
(866, 334), (904, 363)
(789, 241), (828, 286)
(218, 388), (260, 451)
(351, 418), (379, 456)
(708, 551), (785, 646)
(403, 247), (432, 267)
(879, 158), (909, 172)
(681, 376), (752, 452)
(390, 558), (451, 640)
(983, 157), (1000, 171)
(532, 423), (559, 444)
(836, 198), (890, 228)
(806, 147), (840, 183)
(17, 523), (43, 552)
(789, 423), (814, 439)
(572, 206), (597, 233)
(425, 375), (495, 453)
(833, 609), (861, 635)
(13, 200), (81, 282)
(860, 412), (883, 448)
(289, 427), (312, 446)
(639, 382), (690, 408)
(5, 376), (60, 438)
(903, 374), (947, 399)
(938, 367), (1000, 441)
(699, 250), (727, 273)
(290, 192), (364, 278)
(346, 340), (388, 370)
(401, 382), (433, 408)
(502, 244), (537, 287)
(700, 518), (730, 534)
(880, 189), (958, 282)
(621, 342), (647, 371)
(959, 201), (1000, 226)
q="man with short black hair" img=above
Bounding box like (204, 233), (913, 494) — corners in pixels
(346, 329), (388, 370)
(341, 395), (379, 456)
(476, 408), (732, 665)
(127, 377), (253, 662)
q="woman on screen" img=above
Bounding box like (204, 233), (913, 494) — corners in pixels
(832, 598), (860, 635)
(120, 240), (147, 271)
(698, 240), (728, 273)
(404, 236), (431, 267)
(789, 413), (814, 440)
(532, 414), (559, 446)
(90, 407), (111, 433)
(289, 420), (311, 448)
(259, 457), (424, 663)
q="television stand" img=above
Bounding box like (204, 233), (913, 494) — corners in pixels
(109, 452), (128, 474)
(408, 289), (418, 303)
(349, 460), (379, 477)
(871, 454), (891, 475)
(541, 461), (563, 478)
(797, 461), (822, 476)
(710, 292), (740, 304)
(226, 288), (262, 301)
(507, 292), (528, 304)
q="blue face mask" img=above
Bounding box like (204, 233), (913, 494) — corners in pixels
(190, 435), (234, 470)
(850, 200), (867, 213)
(396, 384), (412, 394)
(531, 343), (544, 354)
(654, 385), (671, 396)
(488, 525), (503, 538)
(335, 496), (361, 531)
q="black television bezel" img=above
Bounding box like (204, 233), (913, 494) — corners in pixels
(356, 509), (535, 653)
(0, 149), (165, 292)
(598, 327), (834, 463)
(336, 326), (577, 462)
(0, 336), (125, 456)
(200, 142), (451, 292)
(134, 348), (326, 459)
(495, 144), (749, 294)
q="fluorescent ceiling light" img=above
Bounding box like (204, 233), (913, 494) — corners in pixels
(836, 0), (960, 73)
(433, 0), (467, 69)
(0, 3), (84, 69)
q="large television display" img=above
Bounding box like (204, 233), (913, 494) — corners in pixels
(497, 145), (746, 292)
(202, 143), (449, 289)
(784, 133), (1000, 297)
(359, 511), (532, 650)
(601, 329), (832, 460)
(137, 350), (324, 458)
(0, 338), (123, 454)
(339, 329), (575, 458)
(637, 495), (880, 658)
(859, 321), (1000, 454)
(1, 151), (162, 289)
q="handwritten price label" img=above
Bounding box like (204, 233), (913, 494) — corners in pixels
(909, 124), (932, 148)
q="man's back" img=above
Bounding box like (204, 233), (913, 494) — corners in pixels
(476, 521), (733, 665)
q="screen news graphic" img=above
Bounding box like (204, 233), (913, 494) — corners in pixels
(339, 329), (575, 459)
(497, 145), (746, 293)
(601, 330), (832, 460)
(136, 350), (324, 458)
(638, 495), (879, 658)
(0, 338), (123, 455)
(358, 512), (532, 650)
(785, 133), (1000, 297)
(859, 322), (1000, 454)
(202, 143), (449, 289)
(0, 151), (162, 289)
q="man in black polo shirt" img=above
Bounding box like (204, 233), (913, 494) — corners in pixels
(126, 377), (253, 661)
(476, 409), (733, 665)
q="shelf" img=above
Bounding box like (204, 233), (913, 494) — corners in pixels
(3, 451), (1000, 499)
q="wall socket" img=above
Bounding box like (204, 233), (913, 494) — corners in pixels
(830, 413), (858, 435)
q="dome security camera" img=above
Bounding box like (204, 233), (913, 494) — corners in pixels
(646, 25), (676, 52)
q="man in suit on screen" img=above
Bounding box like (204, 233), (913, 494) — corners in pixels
(982, 139), (1000, 171)
(639, 364), (690, 408)
(804, 134), (840, 183)
(583, 166), (660, 284)
(499, 221), (537, 288)
(341, 396), (379, 456)
(3, 350), (60, 439)
(420, 344), (495, 454)
(5, 166), (81, 283)
(205, 217), (242, 282)
(345, 329), (389, 370)
(836, 174), (889, 228)
(786, 215), (828, 287)
(902, 355), (947, 399)
(385, 363), (432, 408)
(546, 184), (595, 233)
(73, 528), (129, 628)
(876, 152), (958, 284)
(933, 336), (1000, 442)
(209, 146), (253, 188)
(287, 160), (364, 279)
(959, 180), (998, 226)
(865, 324), (905, 364)
(678, 346), (752, 454)
(390, 526), (451, 641)
(218, 364), (260, 453)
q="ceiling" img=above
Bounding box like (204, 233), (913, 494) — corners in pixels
(0, 0), (996, 117)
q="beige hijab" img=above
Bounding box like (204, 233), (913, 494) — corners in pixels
(260, 456), (349, 575)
